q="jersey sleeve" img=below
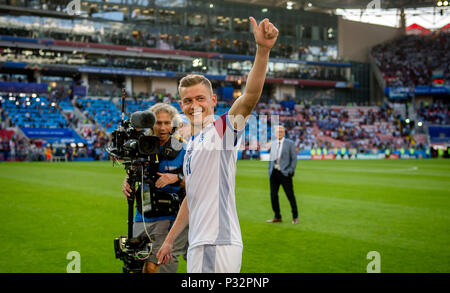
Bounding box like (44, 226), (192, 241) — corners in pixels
(213, 113), (245, 150)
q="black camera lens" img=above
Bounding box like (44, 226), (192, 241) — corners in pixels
(138, 136), (160, 155)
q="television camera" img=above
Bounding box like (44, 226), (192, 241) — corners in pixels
(106, 89), (181, 273)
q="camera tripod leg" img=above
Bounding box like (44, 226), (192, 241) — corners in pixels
(126, 176), (137, 240)
(127, 195), (135, 239)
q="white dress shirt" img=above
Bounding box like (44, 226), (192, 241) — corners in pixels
(274, 137), (285, 170)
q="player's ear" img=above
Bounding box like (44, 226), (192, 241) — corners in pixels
(211, 94), (217, 107)
(179, 98), (187, 114)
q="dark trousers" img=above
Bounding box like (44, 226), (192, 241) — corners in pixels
(270, 169), (298, 219)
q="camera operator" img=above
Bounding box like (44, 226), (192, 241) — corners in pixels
(122, 103), (188, 273)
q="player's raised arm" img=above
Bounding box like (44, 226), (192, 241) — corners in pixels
(228, 17), (279, 128)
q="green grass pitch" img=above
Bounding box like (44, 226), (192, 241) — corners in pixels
(0, 159), (449, 273)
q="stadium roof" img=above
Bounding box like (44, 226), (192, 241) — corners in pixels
(225, 0), (439, 10)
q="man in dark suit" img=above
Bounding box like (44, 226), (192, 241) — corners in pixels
(267, 125), (299, 224)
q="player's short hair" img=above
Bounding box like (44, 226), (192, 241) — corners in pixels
(148, 103), (179, 120)
(178, 74), (213, 96)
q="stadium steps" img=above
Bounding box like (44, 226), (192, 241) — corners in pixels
(315, 135), (347, 148)
(311, 125), (346, 147)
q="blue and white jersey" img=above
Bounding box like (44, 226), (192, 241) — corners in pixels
(183, 113), (244, 249)
(135, 142), (186, 222)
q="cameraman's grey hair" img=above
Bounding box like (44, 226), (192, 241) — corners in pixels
(147, 103), (179, 121)
(172, 114), (182, 129)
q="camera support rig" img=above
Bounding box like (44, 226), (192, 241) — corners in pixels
(113, 160), (155, 273)
(108, 89), (159, 273)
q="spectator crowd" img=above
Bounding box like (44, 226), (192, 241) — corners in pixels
(372, 32), (450, 87)
(1, 89), (447, 162)
(248, 100), (426, 155)
(417, 100), (449, 125)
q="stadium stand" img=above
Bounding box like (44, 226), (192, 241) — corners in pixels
(1, 94), (68, 128)
(0, 78), (445, 162)
(0, 22), (336, 61)
(247, 102), (424, 155)
(0, 34), (345, 83)
(416, 101), (449, 125)
(371, 32), (450, 87)
(76, 97), (122, 133)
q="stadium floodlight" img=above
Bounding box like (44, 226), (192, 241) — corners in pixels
(444, 1), (448, 6)
(262, 8), (268, 13)
(437, 1), (443, 6)
(209, 3), (214, 8)
(308, 2), (313, 7)
(77, 143), (84, 147)
(286, 1), (294, 9)
(70, 143), (77, 148)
